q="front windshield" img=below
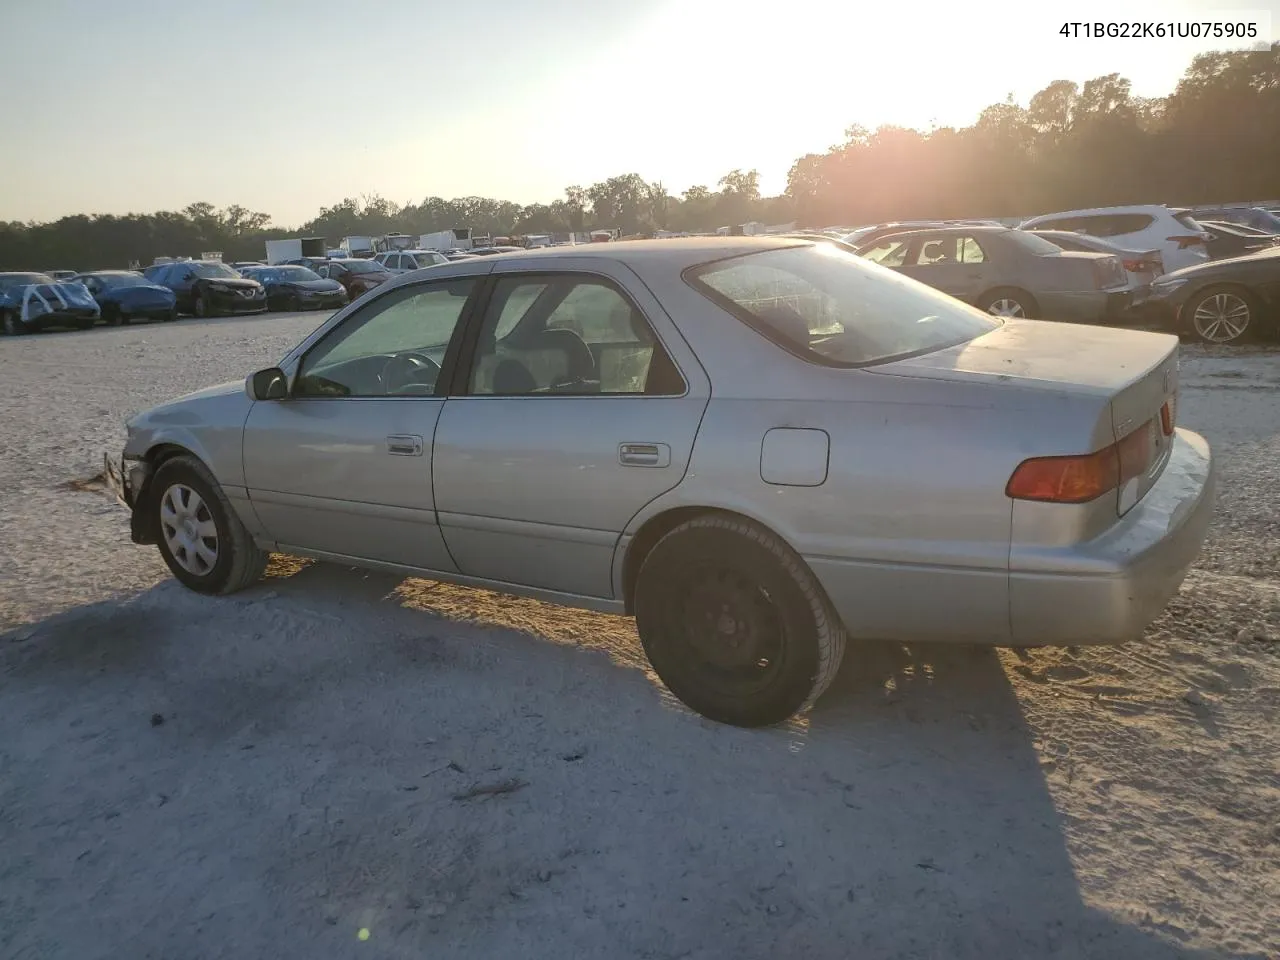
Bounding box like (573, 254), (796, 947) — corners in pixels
(342, 259), (384, 274)
(0, 272), (54, 288)
(687, 244), (998, 367)
(191, 261), (242, 279)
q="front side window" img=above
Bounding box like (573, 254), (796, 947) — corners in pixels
(294, 278), (476, 398)
(688, 244), (998, 367)
(466, 274), (684, 396)
(914, 236), (956, 264)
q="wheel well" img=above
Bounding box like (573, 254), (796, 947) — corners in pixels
(621, 507), (790, 614)
(979, 285), (1036, 306)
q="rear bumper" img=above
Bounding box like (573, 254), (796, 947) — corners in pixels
(1007, 428), (1215, 645)
(1039, 290), (1132, 323)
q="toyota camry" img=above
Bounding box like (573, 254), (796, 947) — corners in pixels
(104, 238), (1215, 727)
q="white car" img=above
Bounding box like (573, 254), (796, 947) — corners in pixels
(371, 249), (449, 274)
(1019, 206), (1210, 275)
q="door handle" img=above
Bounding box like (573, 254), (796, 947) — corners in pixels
(386, 434), (423, 456)
(619, 442), (670, 467)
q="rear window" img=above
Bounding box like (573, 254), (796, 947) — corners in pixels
(686, 245), (998, 367)
(1007, 231), (1066, 255)
(1082, 214), (1155, 237)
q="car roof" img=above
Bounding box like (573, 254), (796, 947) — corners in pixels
(860, 225), (1013, 242)
(1023, 205), (1185, 221)
(475, 236), (807, 266)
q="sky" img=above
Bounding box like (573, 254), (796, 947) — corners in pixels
(1, 0), (1276, 226)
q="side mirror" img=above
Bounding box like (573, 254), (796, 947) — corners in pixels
(246, 367), (288, 401)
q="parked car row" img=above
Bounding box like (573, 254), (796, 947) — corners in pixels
(837, 204), (1280, 344)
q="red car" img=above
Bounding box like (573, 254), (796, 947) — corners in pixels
(315, 258), (393, 298)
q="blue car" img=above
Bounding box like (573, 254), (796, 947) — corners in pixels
(73, 270), (178, 326)
(0, 272), (100, 335)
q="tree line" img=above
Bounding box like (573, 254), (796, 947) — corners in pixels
(1, 45), (1276, 271)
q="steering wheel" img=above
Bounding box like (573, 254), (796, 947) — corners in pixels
(380, 353), (441, 395)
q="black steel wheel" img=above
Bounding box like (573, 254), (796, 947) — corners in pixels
(635, 514), (846, 727)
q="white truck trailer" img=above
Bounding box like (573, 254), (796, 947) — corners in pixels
(264, 237), (327, 264)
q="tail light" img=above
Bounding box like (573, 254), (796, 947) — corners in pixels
(1007, 421), (1157, 504)
(1160, 398), (1175, 435)
(1168, 234), (1208, 249)
(1121, 258), (1143, 272)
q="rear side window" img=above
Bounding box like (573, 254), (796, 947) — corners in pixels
(687, 245), (998, 367)
(1079, 214), (1155, 237)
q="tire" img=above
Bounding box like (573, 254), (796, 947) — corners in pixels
(164, 307), (178, 322)
(152, 455), (268, 595)
(1182, 285), (1258, 344)
(634, 514), (847, 727)
(76, 318), (96, 331)
(977, 287), (1039, 319)
(105, 305), (124, 327)
(3, 311), (26, 336)
(193, 293), (209, 318)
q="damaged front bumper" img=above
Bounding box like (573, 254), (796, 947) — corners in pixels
(103, 452), (157, 544)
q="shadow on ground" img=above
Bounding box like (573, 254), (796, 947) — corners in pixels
(0, 560), (1261, 960)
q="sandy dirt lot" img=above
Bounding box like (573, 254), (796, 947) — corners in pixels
(1, 314), (1277, 960)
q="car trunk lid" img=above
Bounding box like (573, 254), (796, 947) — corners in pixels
(869, 319), (1179, 513)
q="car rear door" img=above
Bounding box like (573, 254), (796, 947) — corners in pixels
(430, 258), (710, 600)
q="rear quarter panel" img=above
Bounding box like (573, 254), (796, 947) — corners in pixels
(619, 333), (1106, 643)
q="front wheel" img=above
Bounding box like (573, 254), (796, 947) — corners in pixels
(105, 305), (124, 327)
(634, 515), (847, 727)
(1184, 285), (1257, 344)
(152, 456), (268, 595)
(2, 311), (25, 336)
(193, 293), (209, 318)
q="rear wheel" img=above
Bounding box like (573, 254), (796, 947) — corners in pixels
(76, 318), (95, 331)
(152, 456), (268, 595)
(193, 293), (209, 318)
(105, 305), (124, 327)
(977, 287), (1039, 319)
(2, 312), (25, 336)
(1184, 285), (1257, 344)
(634, 515), (847, 727)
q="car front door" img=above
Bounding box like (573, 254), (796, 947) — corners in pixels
(431, 260), (710, 599)
(241, 274), (482, 571)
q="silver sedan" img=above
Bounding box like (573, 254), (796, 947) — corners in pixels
(105, 238), (1216, 727)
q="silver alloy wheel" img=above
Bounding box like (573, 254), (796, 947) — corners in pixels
(159, 483), (219, 575)
(1191, 292), (1250, 343)
(987, 298), (1026, 318)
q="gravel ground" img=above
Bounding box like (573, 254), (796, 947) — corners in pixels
(1, 315), (1277, 960)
